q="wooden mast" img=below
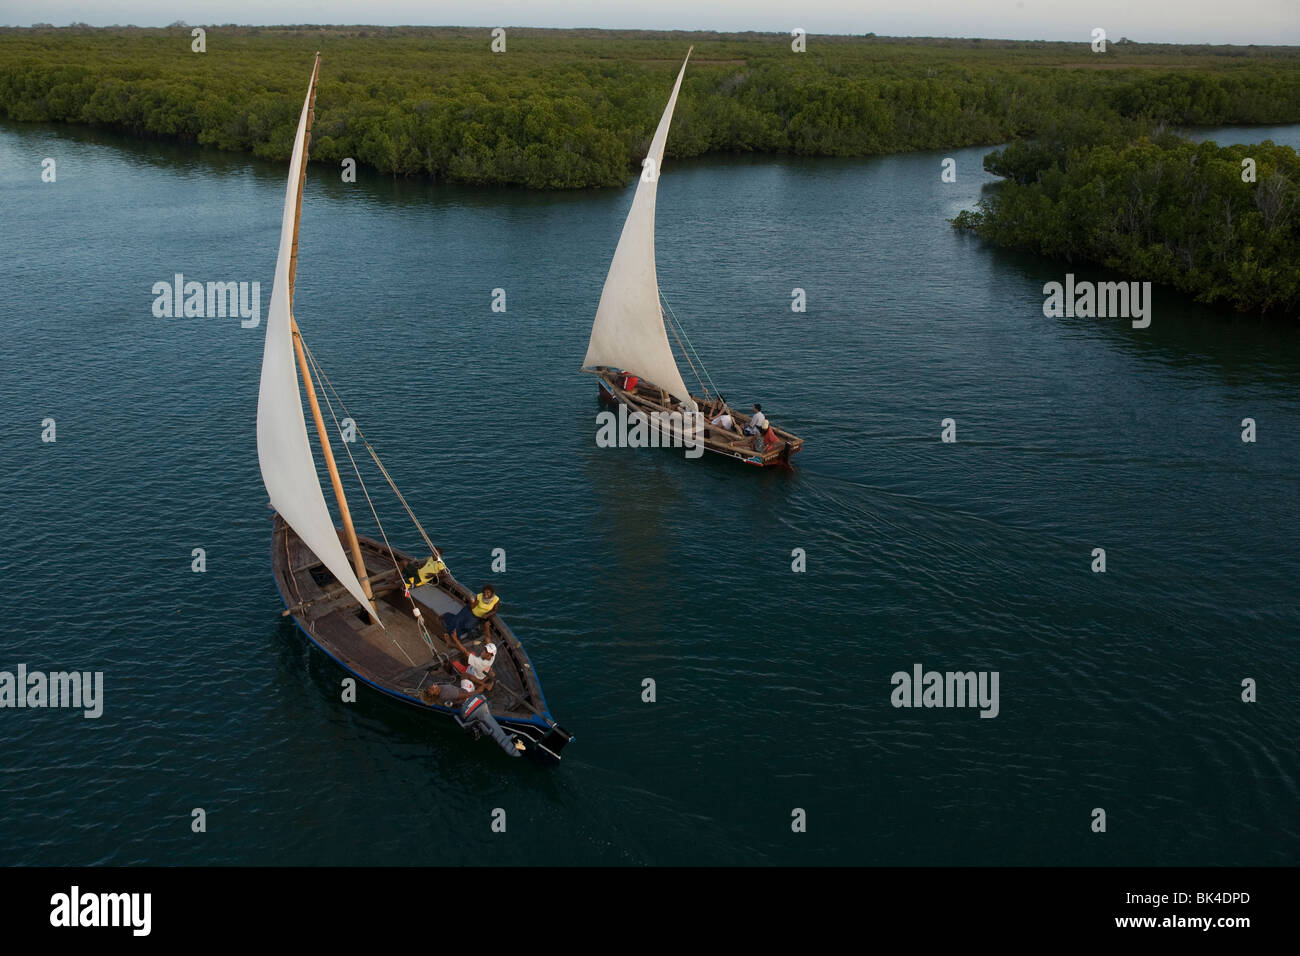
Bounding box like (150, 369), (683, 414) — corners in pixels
(287, 53), (318, 301)
(287, 53), (374, 606)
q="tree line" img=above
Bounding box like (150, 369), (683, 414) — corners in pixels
(952, 122), (1299, 315)
(1, 26), (1299, 190)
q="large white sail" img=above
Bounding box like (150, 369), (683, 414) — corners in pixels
(583, 50), (695, 408)
(257, 71), (377, 622)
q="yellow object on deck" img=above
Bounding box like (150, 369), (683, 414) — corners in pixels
(409, 556), (446, 587)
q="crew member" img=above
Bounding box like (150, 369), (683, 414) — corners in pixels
(448, 636), (498, 691)
(421, 677), (475, 705)
(441, 584), (500, 638)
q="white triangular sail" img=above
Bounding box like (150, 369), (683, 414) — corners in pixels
(257, 71), (375, 620)
(583, 49), (695, 408)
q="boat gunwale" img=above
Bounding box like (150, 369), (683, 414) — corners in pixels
(590, 368), (804, 466)
(269, 515), (557, 731)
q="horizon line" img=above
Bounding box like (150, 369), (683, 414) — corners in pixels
(3, 23), (1300, 48)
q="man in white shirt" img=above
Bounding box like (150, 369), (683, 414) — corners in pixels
(449, 635), (497, 689)
(745, 403), (767, 435)
(466, 642), (496, 681)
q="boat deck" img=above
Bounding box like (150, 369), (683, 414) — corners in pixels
(270, 515), (549, 726)
(596, 370), (804, 466)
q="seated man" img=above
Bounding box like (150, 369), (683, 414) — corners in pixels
(421, 677), (475, 705)
(440, 584), (500, 639)
(449, 638), (498, 691)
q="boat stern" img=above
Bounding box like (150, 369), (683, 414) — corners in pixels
(507, 719), (574, 764)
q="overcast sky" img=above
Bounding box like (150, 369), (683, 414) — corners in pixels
(5, 1), (1298, 45)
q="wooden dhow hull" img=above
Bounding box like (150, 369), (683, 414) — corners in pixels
(270, 514), (572, 763)
(595, 370), (803, 467)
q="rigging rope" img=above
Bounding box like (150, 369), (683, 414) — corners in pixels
(301, 339), (438, 664)
(302, 344), (452, 667)
(663, 304), (707, 400)
(301, 345), (444, 563)
(660, 291), (724, 405)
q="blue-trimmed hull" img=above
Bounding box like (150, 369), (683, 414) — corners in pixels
(269, 519), (572, 764)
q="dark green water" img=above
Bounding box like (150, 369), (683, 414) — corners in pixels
(1, 121), (1297, 866)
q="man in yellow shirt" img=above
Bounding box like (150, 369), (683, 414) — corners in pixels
(441, 584), (500, 641)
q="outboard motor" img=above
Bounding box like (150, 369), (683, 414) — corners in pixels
(455, 694), (524, 758)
